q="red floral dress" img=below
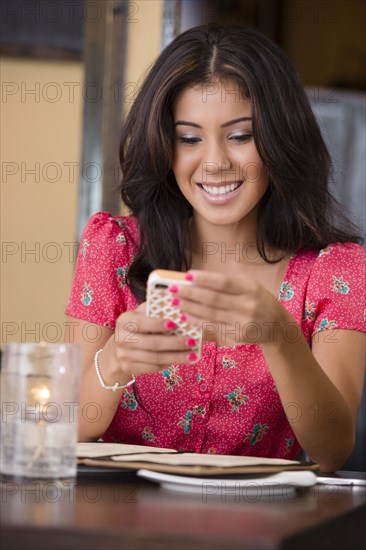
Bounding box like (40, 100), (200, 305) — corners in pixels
(66, 212), (366, 458)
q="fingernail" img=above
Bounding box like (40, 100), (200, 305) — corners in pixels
(187, 352), (197, 362)
(186, 338), (196, 347)
(185, 272), (194, 281)
(180, 314), (187, 322)
(169, 285), (179, 293)
(165, 320), (176, 330)
(171, 298), (180, 306)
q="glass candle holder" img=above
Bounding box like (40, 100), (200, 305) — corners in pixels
(1, 342), (81, 479)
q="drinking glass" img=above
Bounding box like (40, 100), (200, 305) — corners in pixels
(1, 342), (81, 479)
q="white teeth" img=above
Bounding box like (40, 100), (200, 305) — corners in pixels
(201, 182), (241, 195)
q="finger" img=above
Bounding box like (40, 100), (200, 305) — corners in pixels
(117, 310), (176, 335)
(173, 285), (233, 310)
(118, 332), (196, 352)
(184, 270), (256, 294)
(178, 298), (234, 324)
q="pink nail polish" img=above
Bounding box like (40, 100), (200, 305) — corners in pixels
(185, 273), (193, 281)
(165, 320), (176, 330)
(180, 314), (187, 322)
(169, 285), (179, 293)
(187, 352), (197, 362)
(186, 338), (196, 347)
(171, 298), (180, 306)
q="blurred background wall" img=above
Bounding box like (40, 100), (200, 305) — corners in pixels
(1, 0), (164, 345)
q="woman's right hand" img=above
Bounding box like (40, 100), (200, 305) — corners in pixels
(111, 302), (197, 378)
(64, 305), (196, 441)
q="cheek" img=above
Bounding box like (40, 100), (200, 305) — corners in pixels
(173, 151), (193, 182)
(242, 148), (268, 187)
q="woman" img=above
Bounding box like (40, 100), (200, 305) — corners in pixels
(65, 24), (365, 472)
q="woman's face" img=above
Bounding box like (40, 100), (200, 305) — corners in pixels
(172, 79), (269, 229)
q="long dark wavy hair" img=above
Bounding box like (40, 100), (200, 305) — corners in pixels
(120, 24), (361, 302)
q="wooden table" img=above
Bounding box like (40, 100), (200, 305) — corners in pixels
(1, 470), (365, 550)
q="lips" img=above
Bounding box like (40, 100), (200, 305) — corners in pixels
(200, 181), (242, 196)
(196, 180), (244, 204)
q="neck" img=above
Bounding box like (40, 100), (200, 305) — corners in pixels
(188, 211), (268, 271)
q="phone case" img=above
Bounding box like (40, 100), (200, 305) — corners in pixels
(146, 270), (203, 361)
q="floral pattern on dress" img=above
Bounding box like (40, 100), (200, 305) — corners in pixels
(110, 216), (128, 231)
(285, 437), (294, 455)
(81, 239), (90, 260)
(303, 300), (316, 321)
(222, 354), (237, 369)
(160, 365), (183, 391)
(314, 318), (337, 333)
(116, 267), (126, 290)
(142, 426), (156, 441)
(81, 282), (93, 306)
(193, 405), (206, 417)
(116, 232), (126, 244)
(245, 423), (269, 444)
(178, 410), (193, 434)
(279, 282), (294, 301)
(331, 276), (349, 294)
(120, 387), (138, 411)
(318, 246), (332, 257)
(225, 387), (249, 412)
(178, 406), (206, 434)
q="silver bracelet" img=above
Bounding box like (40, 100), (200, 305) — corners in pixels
(94, 349), (136, 392)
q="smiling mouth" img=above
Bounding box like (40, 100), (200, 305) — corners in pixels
(198, 181), (243, 196)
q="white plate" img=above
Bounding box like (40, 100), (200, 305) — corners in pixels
(137, 469), (317, 496)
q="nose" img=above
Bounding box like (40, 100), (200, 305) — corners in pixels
(201, 139), (232, 178)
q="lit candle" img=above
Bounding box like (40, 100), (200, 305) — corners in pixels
(24, 347), (53, 470)
(32, 385), (50, 404)
(25, 380), (50, 469)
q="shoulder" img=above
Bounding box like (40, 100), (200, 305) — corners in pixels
(304, 242), (365, 288)
(65, 212), (140, 326)
(315, 242), (365, 265)
(76, 211), (140, 281)
(81, 211), (139, 247)
(311, 242), (365, 291)
(292, 242), (365, 276)
(303, 243), (365, 334)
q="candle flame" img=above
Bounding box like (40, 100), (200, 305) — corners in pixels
(37, 386), (50, 402)
(30, 385), (51, 405)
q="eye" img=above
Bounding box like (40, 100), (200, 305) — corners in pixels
(229, 134), (252, 143)
(177, 136), (201, 146)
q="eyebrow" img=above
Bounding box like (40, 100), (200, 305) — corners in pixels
(175, 117), (252, 129)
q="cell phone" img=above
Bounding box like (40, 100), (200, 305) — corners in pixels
(146, 269), (203, 361)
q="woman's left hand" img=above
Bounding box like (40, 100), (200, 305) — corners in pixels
(171, 270), (294, 346)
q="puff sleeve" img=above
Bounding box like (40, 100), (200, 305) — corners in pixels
(65, 211), (140, 328)
(304, 243), (366, 337)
